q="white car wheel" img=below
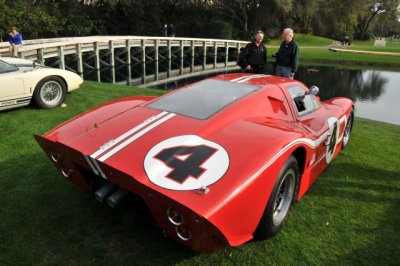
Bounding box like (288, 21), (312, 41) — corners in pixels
(33, 76), (66, 109)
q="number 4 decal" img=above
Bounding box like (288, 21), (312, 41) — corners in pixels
(144, 135), (229, 191)
(154, 145), (217, 183)
(326, 117), (340, 163)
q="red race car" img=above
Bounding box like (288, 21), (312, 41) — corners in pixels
(35, 73), (354, 252)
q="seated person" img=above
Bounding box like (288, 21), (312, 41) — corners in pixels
(9, 26), (23, 57)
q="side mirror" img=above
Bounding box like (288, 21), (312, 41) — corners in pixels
(33, 60), (41, 68)
(309, 86), (319, 96)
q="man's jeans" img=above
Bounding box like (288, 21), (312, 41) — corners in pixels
(276, 65), (293, 79)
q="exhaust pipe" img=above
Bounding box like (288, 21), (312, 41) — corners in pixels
(94, 183), (117, 202)
(106, 188), (130, 209)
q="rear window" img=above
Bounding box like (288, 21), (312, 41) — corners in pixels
(147, 79), (260, 119)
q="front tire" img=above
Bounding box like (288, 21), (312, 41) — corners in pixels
(32, 76), (66, 109)
(254, 155), (299, 239)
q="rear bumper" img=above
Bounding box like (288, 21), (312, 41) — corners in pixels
(34, 134), (229, 252)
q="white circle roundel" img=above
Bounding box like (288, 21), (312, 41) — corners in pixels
(144, 135), (229, 190)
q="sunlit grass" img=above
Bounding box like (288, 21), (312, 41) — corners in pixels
(0, 81), (399, 265)
(268, 33), (334, 46)
(350, 39), (400, 53)
(266, 34), (400, 67)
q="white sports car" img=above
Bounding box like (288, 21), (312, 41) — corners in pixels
(0, 57), (83, 111)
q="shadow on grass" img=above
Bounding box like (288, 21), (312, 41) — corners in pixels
(305, 161), (400, 265)
(0, 152), (197, 265)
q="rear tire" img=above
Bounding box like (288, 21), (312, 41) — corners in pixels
(254, 155), (299, 239)
(32, 76), (66, 109)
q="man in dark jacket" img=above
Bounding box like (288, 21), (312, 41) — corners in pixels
(275, 28), (299, 79)
(238, 30), (267, 74)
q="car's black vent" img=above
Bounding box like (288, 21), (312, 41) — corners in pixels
(75, 164), (156, 224)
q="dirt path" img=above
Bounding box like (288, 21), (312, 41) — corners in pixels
(328, 47), (400, 56)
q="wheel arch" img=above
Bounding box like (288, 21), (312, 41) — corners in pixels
(292, 146), (306, 178)
(291, 146), (307, 200)
(33, 75), (68, 94)
(56, 75), (68, 90)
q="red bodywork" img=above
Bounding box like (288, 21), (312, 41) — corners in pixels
(35, 73), (353, 252)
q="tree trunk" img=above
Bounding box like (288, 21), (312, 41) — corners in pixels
(360, 10), (379, 39)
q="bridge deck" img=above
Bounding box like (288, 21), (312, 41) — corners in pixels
(0, 36), (247, 85)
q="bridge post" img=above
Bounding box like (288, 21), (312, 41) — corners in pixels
(58, 46), (65, 70)
(94, 42), (100, 82)
(154, 39), (159, 81)
(190, 40), (195, 73)
(180, 40), (184, 75)
(167, 40), (171, 78)
(236, 43), (241, 62)
(17, 48), (24, 59)
(213, 41), (217, 69)
(109, 40), (115, 84)
(37, 48), (45, 66)
(225, 42), (229, 67)
(126, 39), (132, 85)
(202, 41), (207, 70)
(141, 39), (146, 84)
(76, 43), (83, 78)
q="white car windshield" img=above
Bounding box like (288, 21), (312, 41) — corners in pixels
(147, 79), (260, 119)
(0, 59), (18, 74)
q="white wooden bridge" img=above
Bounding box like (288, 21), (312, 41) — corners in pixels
(0, 36), (247, 86)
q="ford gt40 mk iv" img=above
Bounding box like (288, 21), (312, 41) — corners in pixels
(35, 73), (354, 252)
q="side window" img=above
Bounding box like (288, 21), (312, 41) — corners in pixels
(287, 85), (320, 116)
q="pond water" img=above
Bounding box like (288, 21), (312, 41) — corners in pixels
(297, 65), (400, 125)
(150, 64), (400, 125)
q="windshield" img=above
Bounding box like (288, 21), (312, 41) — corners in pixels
(147, 79), (261, 119)
(0, 59), (18, 74)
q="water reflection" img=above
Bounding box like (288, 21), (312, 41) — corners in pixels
(296, 66), (388, 102)
(352, 71), (400, 125)
(153, 64), (399, 125)
(296, 65), (400, 125)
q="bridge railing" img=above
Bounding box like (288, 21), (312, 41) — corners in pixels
(1, 36), (248, 85)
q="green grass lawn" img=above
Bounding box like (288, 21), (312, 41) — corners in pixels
(350, 39), (400, 53)
(1, 81), (399, 265)
(268, 33), (335, 46)
(267, 34), (400, 68)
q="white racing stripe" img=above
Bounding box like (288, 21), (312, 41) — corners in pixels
(230, 74), (267, 83)
(83, 154), (107, 179)
(83, 154), (99, 175)
(82, 111), (175, 176)
(98, 113), (176, 162)
(91, 111), (170, 158)
(90, 157), (107, 179)
(207, 114), (348, 216)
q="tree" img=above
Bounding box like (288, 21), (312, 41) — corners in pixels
(357, 0), (400, 39)
(1, 0), (399, 41)
(291, 0), (321, 34)
(211, 0), (264, 38)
